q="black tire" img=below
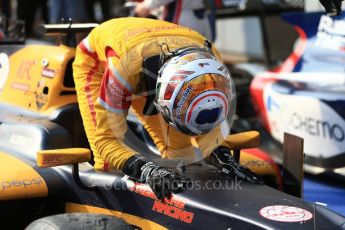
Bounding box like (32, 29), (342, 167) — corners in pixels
(25, 213), (135, 230)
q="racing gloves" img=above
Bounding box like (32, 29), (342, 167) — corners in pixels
(207, 146), (264, 184)
(319, 0), (343, 16)
(123, 156), (191, 200)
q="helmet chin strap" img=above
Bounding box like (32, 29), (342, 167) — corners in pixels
(158, 43), (173, 69)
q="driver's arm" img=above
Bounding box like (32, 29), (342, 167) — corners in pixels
(94, 52), (138, 170)
(94, 49), (191, 199)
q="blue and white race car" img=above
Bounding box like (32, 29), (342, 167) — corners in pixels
(248, 11), (345, 176)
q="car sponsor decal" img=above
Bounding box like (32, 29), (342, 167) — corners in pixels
(288, 112), (345, 142)
(1, 178), (44, 192)
(0, 52), (10, 92)
(175, 85), (193, 121)
(0, 151), (48, 200)
(41, 68), (56, 78)
(130, 183), (194, 224)
(316, 15), (345, 51)
(8, 134), (33, 147)
(37, 148), (90, 167)
(240, 148), (282, 190)
(259, 205), (313, 222)
(16, 60), (36, 80)
(35, 79), (47, 110)
(11, 82), (30, 91)
(282, 12), (345, 72)
(126, 25), (191, 41)
(264, 83), (345, 158)
(98, 68), (132, 113)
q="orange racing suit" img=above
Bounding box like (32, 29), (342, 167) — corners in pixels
(73, 17), (226, 171)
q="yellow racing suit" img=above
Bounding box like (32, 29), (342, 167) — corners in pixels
(73, 17), (225, 171)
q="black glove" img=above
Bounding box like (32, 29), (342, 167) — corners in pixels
(207, 146), (264, 184)
(123, 156), (191, 200)
(319, 0), (343, 16)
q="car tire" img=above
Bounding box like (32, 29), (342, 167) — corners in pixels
(25, 213), (134, 230)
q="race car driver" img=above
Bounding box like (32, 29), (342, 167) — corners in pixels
(319, 0), (343, 16)
(133, 0), (216, 41)
(73, 17), (260, 200)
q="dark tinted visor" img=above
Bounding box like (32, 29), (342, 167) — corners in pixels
(195, 107), (222, 125)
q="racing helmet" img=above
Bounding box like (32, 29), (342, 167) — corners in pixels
(154, 44), (236, 136)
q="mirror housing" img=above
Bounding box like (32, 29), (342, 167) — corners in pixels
(225, 131), (260, 150)
(37, 148), (91, 167)
(224, 131), (260, 163)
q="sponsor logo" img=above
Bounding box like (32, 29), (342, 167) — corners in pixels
(152, 200), (194, 224)
(8, 134), (33, 147)
(288, 112), (345, 142)
(242, 160), (272, 169)
(41, 155), (62, 165)
(154, 25), (191, 32)
(36, 93), (47, 110)
(198, 62), (209, 68)
(127, 27), (152, 37)
(104, 75), (131, 110)
(107, 77), (126, 98)
(41, 68), (55, 78)
(316, 15), (345, 50)
(260, 205), (313, 222)
(267, 95), (280, 112)
(126, 25), (191, 40)
(11, 82), (29, 91)
(1, 178), (44, 191)
(176, 85), (193, 121)
(16, 60), (36, 80)
(130, 183), (194, 224)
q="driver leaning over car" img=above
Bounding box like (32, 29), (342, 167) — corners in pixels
(73, 17), (261, 200)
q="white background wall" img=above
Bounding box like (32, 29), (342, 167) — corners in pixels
(215, 17), (262, 57)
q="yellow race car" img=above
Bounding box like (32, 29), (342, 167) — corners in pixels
(0, 23), (344, 229)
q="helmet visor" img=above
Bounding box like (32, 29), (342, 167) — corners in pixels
(195, 107), (222, 125)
